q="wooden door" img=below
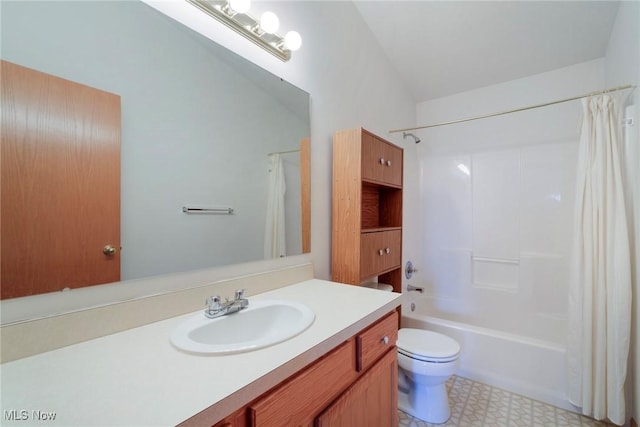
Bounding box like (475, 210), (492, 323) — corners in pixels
(300, 137), (311, 254)
(1, 60), (121, 299)
(315, 349), (398, 427)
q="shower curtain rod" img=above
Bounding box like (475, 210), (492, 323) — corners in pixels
(389, 84), (637, 133)
(268, 148), (300, 155)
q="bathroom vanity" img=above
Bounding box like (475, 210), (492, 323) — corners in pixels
(211, 310), (398, 427)
(0, 279), (401, 426)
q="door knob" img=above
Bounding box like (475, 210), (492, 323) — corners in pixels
(103, 245), (117, 255)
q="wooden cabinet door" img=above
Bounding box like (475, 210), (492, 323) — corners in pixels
(360, 232), (385, 280)
(248, 340), (357, 426)
(361, 133), (402, 187)
(1, 60), (121, 298)
(382, 144), (403, 187)
(359, 230), (401, 280)
(381, 230), (402, 272)
(315, 349), (398, 427)
(361, 133), (387, 183)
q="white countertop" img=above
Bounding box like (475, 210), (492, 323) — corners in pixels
(0, 279), (401, 426)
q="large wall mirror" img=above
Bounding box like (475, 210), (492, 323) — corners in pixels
(1, 1), (310, 300)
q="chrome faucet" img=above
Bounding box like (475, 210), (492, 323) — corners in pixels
(205, 289), (249, 319)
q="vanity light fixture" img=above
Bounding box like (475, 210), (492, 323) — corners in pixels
(186, 0), (302, 62)
(259, 11), (279, 34)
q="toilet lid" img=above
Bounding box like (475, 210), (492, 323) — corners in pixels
(397, 328), (460, 361)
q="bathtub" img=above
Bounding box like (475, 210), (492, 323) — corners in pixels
(401, 297), (575, 412)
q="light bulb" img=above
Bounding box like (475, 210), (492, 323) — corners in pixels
(283, 31), (302, 51)
(259, 11), (279, 34)
(228, 0), (250, 14)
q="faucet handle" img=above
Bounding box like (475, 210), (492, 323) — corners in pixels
(235, 289), (246, 300)
(206, 295), (221, 308)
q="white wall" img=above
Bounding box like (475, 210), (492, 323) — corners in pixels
(604, 2), (640, 423)
(2, 1), (308, 280)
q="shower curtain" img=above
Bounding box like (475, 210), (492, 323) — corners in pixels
(264, 153), (286, 259)
(567, 94), (632, 425)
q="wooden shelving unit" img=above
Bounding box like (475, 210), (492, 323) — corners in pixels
(331, 128), (403, 293)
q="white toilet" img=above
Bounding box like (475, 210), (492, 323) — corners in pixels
(397, 328), (461, 424)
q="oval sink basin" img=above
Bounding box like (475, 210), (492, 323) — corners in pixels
(170, 299), (315, 355)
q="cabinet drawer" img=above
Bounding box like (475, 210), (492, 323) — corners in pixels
(248, 339), (358, 426)
(359, 230), (401, 280)
(356, 311), (398, 372)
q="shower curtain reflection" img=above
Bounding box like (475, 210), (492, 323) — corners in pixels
(264, 153), (286, 259)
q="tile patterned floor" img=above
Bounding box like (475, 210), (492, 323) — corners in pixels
(398, 376), (613, 427)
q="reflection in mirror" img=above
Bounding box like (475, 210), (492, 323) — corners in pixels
(0, 0), (310, 300)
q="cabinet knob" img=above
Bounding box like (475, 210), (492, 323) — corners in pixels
(381, 336), (389, 345)
(385, 247), (390, 254)
(386, 160), (392, 167)
(378, 249), (384, 256)
(379, 157), (385, 165)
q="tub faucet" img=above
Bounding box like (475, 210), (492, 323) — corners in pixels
(407, 284), (423, 293)
(205, 289), (249, 318)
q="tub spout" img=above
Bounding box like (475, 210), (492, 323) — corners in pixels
(407, 285), (423, 293)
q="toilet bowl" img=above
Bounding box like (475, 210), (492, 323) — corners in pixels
(397, 328), (460, 424)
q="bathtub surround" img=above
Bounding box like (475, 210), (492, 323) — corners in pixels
(413, 72), (637, 427)
(413, 59), (613, 411)
(567, 94), (632, 424)
(410, 4), (638, 423)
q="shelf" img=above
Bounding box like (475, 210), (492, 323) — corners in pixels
(361, 178), (402, 190)
(361, 266), (402, 284)
(361, 226), (402, 234)
(361, 183), (402, 229)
